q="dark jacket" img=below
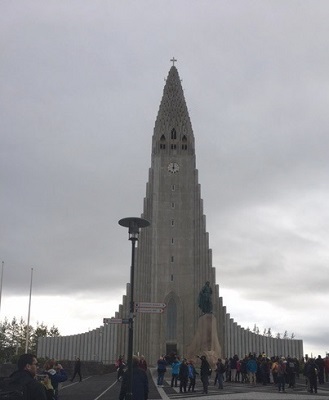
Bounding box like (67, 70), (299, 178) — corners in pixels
(178, 362), (189, 381)
(200, 358), (211, 377)
(119, 366), (149, 400)
(10, 370), (47, 400)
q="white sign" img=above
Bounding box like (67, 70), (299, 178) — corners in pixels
(135, 302), (166, 309)
(136, 308), (164, 314)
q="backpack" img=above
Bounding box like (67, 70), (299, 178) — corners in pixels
(0, 377), (27, 399)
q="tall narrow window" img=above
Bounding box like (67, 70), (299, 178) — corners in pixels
(166, 299), (177, 340)
(171, 129), (177, 140)
(171, 202), (175, 208)
(171, 238), (174, 244)
(171, 256), (174, 262)
(172, 185), (175, 191)
(160, 134), (166, 150)
(171, 219), (174, 226)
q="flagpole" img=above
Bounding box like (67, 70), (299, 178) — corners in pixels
(25, 267), (33, 353)
(0, 261), (4, 315)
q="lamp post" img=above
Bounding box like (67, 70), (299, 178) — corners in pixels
(118, 217), (150, 400)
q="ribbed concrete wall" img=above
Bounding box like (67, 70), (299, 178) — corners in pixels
(37, 322), (123, 364)
(221, 311), (303, 359)
(38, 301), (303, 362)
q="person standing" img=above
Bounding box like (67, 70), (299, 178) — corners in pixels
(315, 355), (325, 384)
(9, 353), (47, 400)
(277, 358), (287, 393)
(116, 356), (126, 382)
(44, 360), (68, 400)
(324, 355), (329, 382)
(246, 355), (257, 386)
(187, 360), (198, 392)
(305, 358), (318, 394)
(71, 357), (82, 382)
(215, 358), (226, 389)
(156, 356), (167, 387)
(171, 357), (181, 387)
(230, 354), (239, 382)
(199, 355), (211, 394)
(119, 355), (149, 400)
(178, 359), (188, 393)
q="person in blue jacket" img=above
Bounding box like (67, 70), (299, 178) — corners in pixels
(171, 357), (181, 387)
(44, 360), (68, 400)
(246, 355), (257, 386)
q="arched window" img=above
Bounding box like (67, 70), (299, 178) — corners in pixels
(166, 298), (177, 340)
(171, 129), (177, 140)
(182, 135), (187, 150)
(160, 134), (166, 149)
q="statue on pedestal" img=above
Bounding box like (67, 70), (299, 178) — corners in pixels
(198, 281), (212, 314)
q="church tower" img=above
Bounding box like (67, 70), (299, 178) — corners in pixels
(133, 62), (221, 362)
(37, 63), (304, 364)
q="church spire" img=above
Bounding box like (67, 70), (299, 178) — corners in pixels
(152, 64), (195, 156)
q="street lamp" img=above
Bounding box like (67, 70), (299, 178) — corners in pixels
(118, 217), (150, 400)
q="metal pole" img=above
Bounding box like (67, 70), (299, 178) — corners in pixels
(118, 217), (150, 400)
(126, 237), (137, 400)
(25, 267), (33, 353)
(0, 261), (4, 315)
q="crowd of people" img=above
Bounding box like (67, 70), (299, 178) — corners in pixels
(212, 353), (329, 394)
(115, 351), (329, 398)
(122, 351), (329, 397)
(5, 351), (327, 399)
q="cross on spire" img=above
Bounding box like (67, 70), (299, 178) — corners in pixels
(170, 57), (177, 66)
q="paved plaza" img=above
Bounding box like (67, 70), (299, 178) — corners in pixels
(150, 370), (329, 400)
(57, 369), (329, 399)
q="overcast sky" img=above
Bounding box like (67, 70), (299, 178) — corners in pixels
(1, 1), (328, 358)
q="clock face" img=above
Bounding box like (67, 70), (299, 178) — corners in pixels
(168, 162), (180, 173)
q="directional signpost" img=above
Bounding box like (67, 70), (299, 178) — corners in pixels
(134, 302), (166, 314)
(103, 317), (129, 324)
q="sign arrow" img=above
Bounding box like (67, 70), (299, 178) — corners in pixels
(135, 302), (166, 309)
(136, 308), (164, 314)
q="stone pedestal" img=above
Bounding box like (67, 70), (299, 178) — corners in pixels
(186, 313), (222, 368)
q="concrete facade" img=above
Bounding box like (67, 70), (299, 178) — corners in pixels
(38, 65), (303, 363)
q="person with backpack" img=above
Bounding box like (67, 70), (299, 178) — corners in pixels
(286, 357), (296, 388)
(5, 353), (47, 400)
(277, 358), (287, 393)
